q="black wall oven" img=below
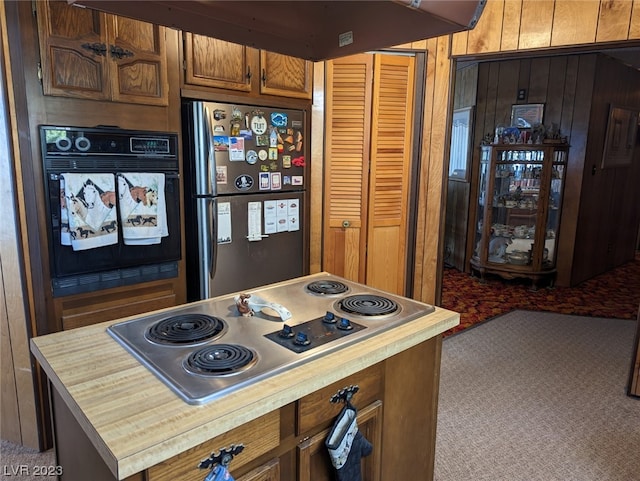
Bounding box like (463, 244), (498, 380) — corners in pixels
(40, 125), (181, 297)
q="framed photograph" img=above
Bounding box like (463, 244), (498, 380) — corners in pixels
(601, 105), (639, 169)
(510, 103), (544, 128)
(448, 106), (474, 182)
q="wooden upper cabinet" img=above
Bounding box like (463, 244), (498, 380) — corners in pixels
(259, 50), (312, 99)
(36, 0), (168, 106)
(183, 33), (253, 91)
(183, 33), (312, 99)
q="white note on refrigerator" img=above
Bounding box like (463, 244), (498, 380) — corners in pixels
(264, 200), (277, 234)
(288, 198), (300, 232)
(217, 202), (232, 244)
(276, 199), (289, 233)
(247, 201), (263, 241)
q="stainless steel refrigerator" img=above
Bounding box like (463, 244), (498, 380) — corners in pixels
(182, 100), (309, 301)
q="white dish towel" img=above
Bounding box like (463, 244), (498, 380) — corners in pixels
(117, 172), (168, 245)
(60, 173), (118, 251)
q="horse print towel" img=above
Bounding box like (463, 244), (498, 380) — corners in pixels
(60, 173), (118, 251)
(117, 173), (168, 245)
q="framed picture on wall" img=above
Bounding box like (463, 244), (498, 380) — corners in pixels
(448, 106), (474, 182)
(601, 105), (639, 169)
(510, 103), (544, 128)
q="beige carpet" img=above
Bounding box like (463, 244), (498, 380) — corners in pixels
(435, 309), (640, 481)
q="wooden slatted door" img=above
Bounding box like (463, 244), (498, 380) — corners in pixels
(323, 53), (415, 294)
(366, 55), (415, 294)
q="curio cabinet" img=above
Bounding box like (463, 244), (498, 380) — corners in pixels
(470, 143), (569, 289)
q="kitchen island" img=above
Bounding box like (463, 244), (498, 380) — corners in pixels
(30, 273), (459, 481)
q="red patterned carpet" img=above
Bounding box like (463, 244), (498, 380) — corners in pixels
(441, 252), (640, 336)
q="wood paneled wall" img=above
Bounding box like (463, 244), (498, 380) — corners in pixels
(409, 0), (640, 302)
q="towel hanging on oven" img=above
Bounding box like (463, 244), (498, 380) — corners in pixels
(117, 172), (168, 245)
(325, 402), (372, 481)
(60, 173), (118, 251)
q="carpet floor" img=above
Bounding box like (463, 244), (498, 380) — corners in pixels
(435, 310), (640, 481)
(441, 253), (640, 335)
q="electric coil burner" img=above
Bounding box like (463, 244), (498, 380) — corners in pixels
(337, 295), (400, 317)
(305, 280), (349, 296)
(107, 272), (436, 405)
(185, 344), (256, 376)
(146, 314), (226, 345)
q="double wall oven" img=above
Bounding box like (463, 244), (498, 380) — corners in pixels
(41, 125), (181, 297)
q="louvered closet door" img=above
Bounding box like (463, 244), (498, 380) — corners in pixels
(323, 54), (373, 283)
(324, 53), (415, 293)
(366, 55), (415, 294)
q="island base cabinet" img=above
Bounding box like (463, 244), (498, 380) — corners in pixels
(47, 337), (442, 481)
(50, 388), (142, 481)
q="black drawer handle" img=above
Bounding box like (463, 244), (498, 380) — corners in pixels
(198, 444), (244, 470)
(110, 45), (134, 60)
(330, 384), (359, 404)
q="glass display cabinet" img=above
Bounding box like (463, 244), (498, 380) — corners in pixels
(470, 143), (569, 289)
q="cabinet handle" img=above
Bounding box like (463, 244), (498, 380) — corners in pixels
(81, 42), (107, 56)
(330, 385), (359, 404)
(261, 68), (266, 85)
(109, 45), (134, 60)
(246, 66), (252, 80)
(342, 220), (351, 228)
(198, 444), (244, 470)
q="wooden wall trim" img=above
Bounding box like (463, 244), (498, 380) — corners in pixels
(310, 61), (324, 274)
(0, 1), (40, 450)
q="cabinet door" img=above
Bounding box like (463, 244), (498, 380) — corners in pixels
(107, 15), (169, 106)
(184, 33), (253, 92)
(298, 401), (382, 481)
(237, 459), (280, 481)
(259, 51), (312, 99)
(36, 0), (110, 101)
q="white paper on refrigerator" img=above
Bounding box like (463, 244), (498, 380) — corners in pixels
(217, 202), (232, 244)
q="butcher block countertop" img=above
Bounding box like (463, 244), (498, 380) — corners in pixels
(30, 279), (459, 480)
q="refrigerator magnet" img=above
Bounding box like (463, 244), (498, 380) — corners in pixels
(255, 135), (269, 146)
(282, 155), (292, 168)
(245, 150), (258, 164)
(213, 136), (229, 151)
(251, 113), (268, 135)
(216, 166), (228, 184)
(213, 124), (225, 133)
(213, 109), (227, 121)
(271, 172), (282, 190)
(271, 112), (288, 127)
(258, 149), (268, 161)
(259, 172), (270, 190)
(235, 175), (254, 191)
(229, 137), (245, 161)
(268, 148), (278, 160)
(283, 175), (291, 185)
(292, 176), (303, 186)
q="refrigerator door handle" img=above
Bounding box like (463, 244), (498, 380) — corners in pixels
(210, 198), (218, 283)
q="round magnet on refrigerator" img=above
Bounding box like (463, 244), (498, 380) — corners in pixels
(258, 149), (268, 161)
(246, 150), (258, 164)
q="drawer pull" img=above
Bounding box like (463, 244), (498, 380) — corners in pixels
(198, 444), (244, 477)
(330, 384), (359, 405)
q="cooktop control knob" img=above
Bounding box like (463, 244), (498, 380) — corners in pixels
(323, 311), (337, 324)
(294, 332), (310, 346)
(337, 317), (353, 331)
(279, 324), (295, 338)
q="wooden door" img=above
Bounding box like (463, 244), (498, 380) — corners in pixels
(36, 0), (110, 101)
(323, 53), (416, 293)
(297, 401), (382, 481)
(260, 50), (313, 99)
(366, 55), (415, 294)
(323, 54), (374, 283)
(184, 33), (253, 92)
(107, 15), (168, 105)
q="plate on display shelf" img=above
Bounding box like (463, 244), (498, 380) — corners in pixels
(488, 256), (507, 264)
